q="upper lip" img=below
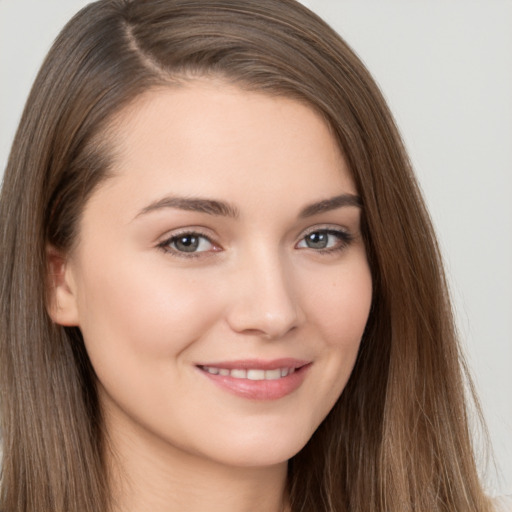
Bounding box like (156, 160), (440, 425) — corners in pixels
(195, 358), (310, 370)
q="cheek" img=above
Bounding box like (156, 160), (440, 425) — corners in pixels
(307, 258), (373, 346)
(303, 257), (372, 395)
(74, 253), (224, 365)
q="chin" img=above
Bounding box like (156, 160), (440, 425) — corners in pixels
(194, 423), (316, 469)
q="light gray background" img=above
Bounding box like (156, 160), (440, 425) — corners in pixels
(1, 0), (511, 495)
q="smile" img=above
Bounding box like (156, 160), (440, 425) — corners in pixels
(199, 366), (296, 380)
(196, 359), (311, 400)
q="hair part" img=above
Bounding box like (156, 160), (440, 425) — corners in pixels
(0, 1), (491, 511)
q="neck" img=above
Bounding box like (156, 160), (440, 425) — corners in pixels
(105, 414), (289, 512)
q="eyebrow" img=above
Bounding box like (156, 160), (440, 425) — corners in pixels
(135, 193), (361, 220)
(298, 193), (362, 218)
(136, 196), (240, 219)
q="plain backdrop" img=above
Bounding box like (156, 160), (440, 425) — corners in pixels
(1, 0), (511, 495)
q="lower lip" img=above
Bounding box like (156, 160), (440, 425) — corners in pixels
(198, 364), (311, 400)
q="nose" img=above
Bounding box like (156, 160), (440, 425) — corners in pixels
(225, 248), (303, 340)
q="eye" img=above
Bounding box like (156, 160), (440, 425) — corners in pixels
(296, 228), (352, 252)
(159, 231), (217, 255)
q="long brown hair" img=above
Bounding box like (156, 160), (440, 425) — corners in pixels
(0, 1), (491, 511)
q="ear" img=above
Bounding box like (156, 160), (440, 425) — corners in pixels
(46, 245), (80, 326)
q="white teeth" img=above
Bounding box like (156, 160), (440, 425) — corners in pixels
(265, 369), (282, 380)
(247, 369), (265, 380)
(202, 366), (297, 380)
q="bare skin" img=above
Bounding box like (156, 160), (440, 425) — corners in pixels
(48, 80), (372, 512)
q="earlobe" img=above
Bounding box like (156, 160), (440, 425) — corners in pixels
(46, 245), (80, 326)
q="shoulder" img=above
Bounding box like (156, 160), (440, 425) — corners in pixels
(493, 495), (512, 512)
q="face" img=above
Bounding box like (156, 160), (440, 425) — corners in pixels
(53, 81), (372, 469)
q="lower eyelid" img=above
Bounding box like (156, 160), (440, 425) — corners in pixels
(157, 227), (353, 256)
(158, 231), (218, 254)
(296, 229), (354, 251)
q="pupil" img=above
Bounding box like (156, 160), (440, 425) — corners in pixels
(176, 235), (199, 252)
(306, 232), (328, 249)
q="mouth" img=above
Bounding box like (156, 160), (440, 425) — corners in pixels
(198, 366), (298, 380)
(196, 359), (311, 400)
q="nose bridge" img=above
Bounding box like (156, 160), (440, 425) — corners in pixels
(226, 242), (301, 338)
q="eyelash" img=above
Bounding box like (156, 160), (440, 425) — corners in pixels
(297, 227), (354, 254)
(157, 227), (353, 259)
(157, 229), (218, 259)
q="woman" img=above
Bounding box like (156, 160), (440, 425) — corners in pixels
(0, 1), (506, 511)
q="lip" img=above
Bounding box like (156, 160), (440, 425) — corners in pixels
(196, 358), (312, 400)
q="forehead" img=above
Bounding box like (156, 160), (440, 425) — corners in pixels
(92, 80), (355, 215)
